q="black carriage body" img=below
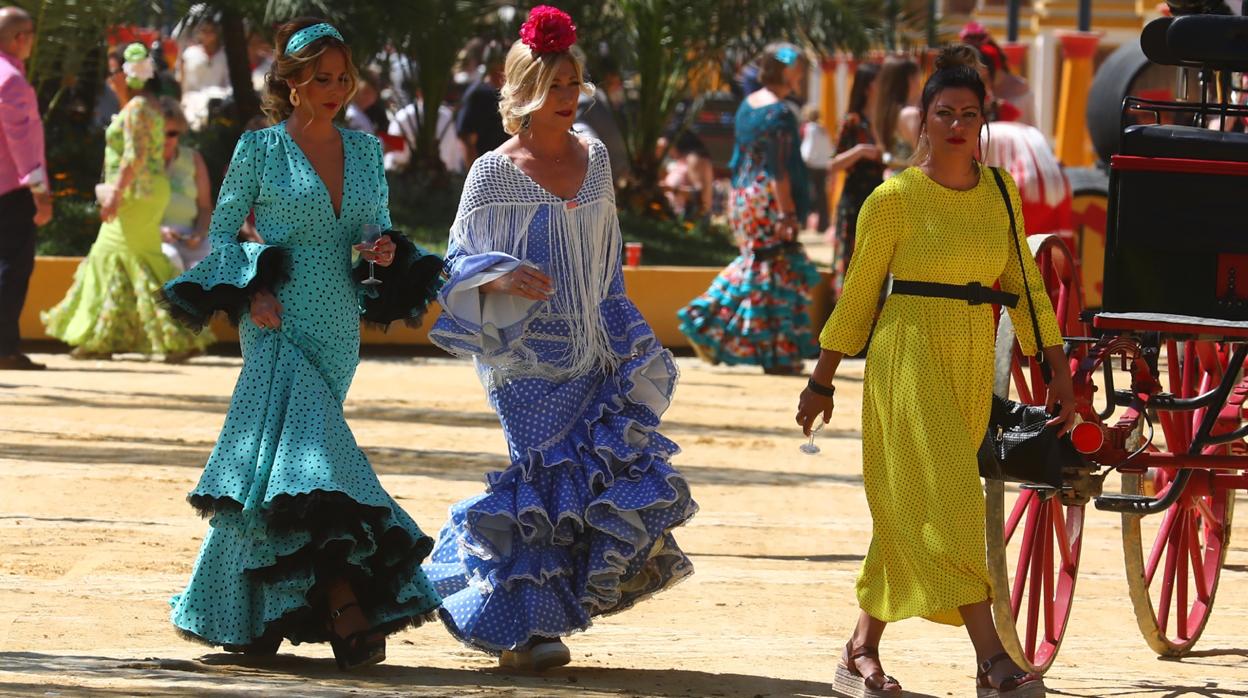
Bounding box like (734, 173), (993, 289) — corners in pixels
(1104, 124), (1248, 321)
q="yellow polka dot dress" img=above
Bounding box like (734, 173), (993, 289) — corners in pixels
(819, 164), (1061, 625)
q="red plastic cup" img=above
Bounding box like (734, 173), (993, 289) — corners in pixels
(624, 242), (643, 268)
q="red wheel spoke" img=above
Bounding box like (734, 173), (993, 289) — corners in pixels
(1176, 509), (1190, 641)
(1025, 505), (1045, 658)
(1157, 509), (1185, 636)
(1012, 496), (1041, 617)
(1004, 489), (1035, 545)
(1042, 504), (1056, 644)
(1145, 504), (1180, 585)
(1051, 499), (1074, 573)
(1187, 508), (1210, 603)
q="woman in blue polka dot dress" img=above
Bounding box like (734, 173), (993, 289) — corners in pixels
(425, 6), (698, 672)
(159, 19), (443, 671)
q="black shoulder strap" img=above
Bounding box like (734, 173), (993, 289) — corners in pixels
(989, 166), (1050, 381)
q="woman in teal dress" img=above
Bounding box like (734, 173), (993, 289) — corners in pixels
(677, 44), (821, 374)
(42, 43), (213, 361)
(160, 20), (444, 671)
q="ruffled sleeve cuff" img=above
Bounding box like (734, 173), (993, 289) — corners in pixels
(427, 251), (545, 359)
(160, 241), (288, 330)
(352, 232), (445, 329)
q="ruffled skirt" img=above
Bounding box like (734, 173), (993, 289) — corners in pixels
(43, 186), (214, 354)
(424, 348), (697, 653)
(678, 180), (821, 370)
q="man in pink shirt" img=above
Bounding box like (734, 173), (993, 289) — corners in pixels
(0, 7), (51, 371)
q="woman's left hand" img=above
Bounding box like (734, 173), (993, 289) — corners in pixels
(354, 234), (396, 267)
(1043, 347), (1078, 437)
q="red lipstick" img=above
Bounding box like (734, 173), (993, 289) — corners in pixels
(946, 137), (967, 145)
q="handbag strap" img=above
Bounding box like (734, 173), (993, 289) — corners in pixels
(989, 166), (1051, 382)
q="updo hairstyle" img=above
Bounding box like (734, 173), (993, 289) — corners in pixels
(261, 17), (360, 124)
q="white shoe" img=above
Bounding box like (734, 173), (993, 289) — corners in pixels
(499, 639), (571, 671)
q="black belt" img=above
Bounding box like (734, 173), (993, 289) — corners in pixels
(890, 279), (1018, 308)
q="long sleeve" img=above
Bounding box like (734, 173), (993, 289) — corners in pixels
(353, 135), (443, 327)
(119, 97), (161, 197)
(161, 130), (286, 329)
(996, 170), (1062, 355)
(0, 71), (45, 188)
(818, 187), (903, 354)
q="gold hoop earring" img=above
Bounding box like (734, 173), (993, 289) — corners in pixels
(290, 89), (301, 107)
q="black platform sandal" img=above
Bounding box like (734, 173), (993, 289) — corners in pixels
(976, 652), (1046, 697)
(327, 602), (386, 671)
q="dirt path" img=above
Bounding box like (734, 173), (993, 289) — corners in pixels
(1, 352), (1246, 697)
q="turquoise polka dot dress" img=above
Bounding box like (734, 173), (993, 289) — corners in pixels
(161, 123), (444, 648)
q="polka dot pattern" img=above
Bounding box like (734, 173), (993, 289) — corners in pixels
(423, 146), (698, 653)
(819, 165), (1062, 626)
(167, 124), (441, 647)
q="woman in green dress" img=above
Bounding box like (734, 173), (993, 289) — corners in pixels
(161, 19), (444, 671)
(42, 43), (213, 360)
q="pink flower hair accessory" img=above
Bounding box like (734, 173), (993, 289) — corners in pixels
(520, 5), (577, 55)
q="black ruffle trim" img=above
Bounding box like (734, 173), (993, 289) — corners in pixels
(183, 489), (439, 646)
(159, 246), (291, 331)
(352, 231), (445, 331)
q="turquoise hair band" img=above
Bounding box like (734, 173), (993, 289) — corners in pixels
(774, 46), (800, 65)
(285, 23), (344, 55)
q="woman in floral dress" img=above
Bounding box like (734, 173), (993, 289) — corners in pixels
(43, 43), (213, 360)
(678, 43), (821, 374)
(828, 62), (884, 298)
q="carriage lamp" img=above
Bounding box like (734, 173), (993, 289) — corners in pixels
(1070, 420), (1105, 455)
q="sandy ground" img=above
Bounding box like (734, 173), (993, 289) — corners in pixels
(2, 349), (1247, 698)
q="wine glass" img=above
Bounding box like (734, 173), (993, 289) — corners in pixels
(360, 224), (383, 287)
(800, 420), (825, 455)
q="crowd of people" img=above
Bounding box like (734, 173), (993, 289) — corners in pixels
(0, 3), (1091, 695)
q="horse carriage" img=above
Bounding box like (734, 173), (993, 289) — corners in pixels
(983, 12), (1248, 674)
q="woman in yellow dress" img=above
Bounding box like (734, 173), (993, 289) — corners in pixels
(795, 45), (1075, 697)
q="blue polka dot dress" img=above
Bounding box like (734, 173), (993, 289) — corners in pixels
(160, 124), (444, 648)
(425, 139), (698, 655)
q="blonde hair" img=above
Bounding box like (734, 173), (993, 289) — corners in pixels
(498, 41), (594, 135)
(261, 17), (360, 125)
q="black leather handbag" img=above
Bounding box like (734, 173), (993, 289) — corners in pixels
(977, 168), (1081, 489)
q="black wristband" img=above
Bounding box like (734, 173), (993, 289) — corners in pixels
(807, 378), (836, 397)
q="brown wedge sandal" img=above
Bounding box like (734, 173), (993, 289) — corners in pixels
(833, 642), (902, 697)
(976, 652), (1046, 697)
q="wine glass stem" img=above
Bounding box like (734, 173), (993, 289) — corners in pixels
(368, 261), (376, 281)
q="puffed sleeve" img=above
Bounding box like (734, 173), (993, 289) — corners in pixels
(160, 130), (287, 329)
(995, 169), (1062, 354)
(818, 186), (903, 354)
(351, 133), (444, 328)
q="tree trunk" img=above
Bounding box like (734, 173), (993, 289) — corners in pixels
(220, 8), (258, 123)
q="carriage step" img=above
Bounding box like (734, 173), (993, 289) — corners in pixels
(1094, 493), (1161, 512)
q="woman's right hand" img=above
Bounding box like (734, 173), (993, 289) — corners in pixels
(482, 265), (554, 301)
(796, 387), (835, 436)
(99, 189), (121, 222)
(249, 289), (283, 330)
(160, 226), (180, 244)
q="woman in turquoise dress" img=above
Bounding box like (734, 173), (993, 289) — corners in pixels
(42, 43), (213, 361)
(677, 44), (821, 374)
(160, 20), (444, 670)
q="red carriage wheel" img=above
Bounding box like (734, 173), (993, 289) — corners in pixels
(1121, 340), (1237, 656)
(985, 234), (1090, 674)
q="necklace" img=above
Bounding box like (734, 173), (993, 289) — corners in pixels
(522, 132), (572, 164)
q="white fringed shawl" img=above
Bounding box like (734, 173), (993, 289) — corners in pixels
(448, 138), (622, 381)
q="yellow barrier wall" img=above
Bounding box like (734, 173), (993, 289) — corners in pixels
(22, 257), (834, 349)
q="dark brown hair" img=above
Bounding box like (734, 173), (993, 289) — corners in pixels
(912, 43), (989, 164)
(757, 42), (802, 88)
(872, 54), (920, 153)
(261, 17), (359, 124)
